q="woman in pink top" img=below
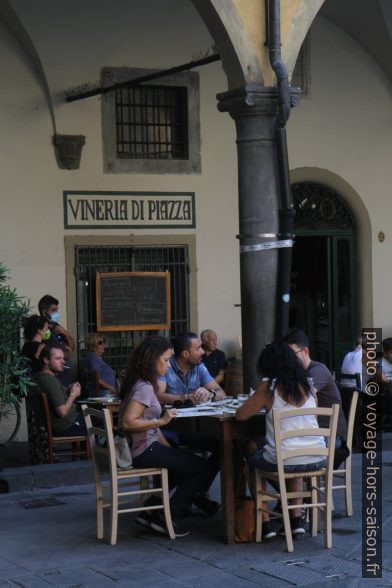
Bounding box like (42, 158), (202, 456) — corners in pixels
(236, 342), (326, 540)
(119, 336), (214, 538)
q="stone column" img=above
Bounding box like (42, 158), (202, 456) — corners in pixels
(217, 85), (283, 392)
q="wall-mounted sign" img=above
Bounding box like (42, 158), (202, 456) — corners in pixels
(96, 271), (171, 331)
(63, 191), (195, 229)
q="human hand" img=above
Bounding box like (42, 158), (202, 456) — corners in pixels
(54, 324), (67, 336)
(70, 382), (81, 399)
(161, 409), (177, 424)
(192, 387), (211, 404)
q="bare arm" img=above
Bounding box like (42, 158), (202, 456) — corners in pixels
(121, 397), (177, 432)
(98, 378), (117, 393)
(235, 381), (272, 421)
(204, 379), (225, 400)
(214, 368), (226, 385)
(53, 324), (75, 352)
(156, 379), (196, 405)
(55, 382), (81, 418)
(33, 342), (45, 360)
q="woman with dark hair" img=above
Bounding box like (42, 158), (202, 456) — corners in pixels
(21, 314), (51, 373)
(119, 336), (214, 538)
(236, 341), (326, 540)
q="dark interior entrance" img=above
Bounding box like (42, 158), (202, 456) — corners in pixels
(290, 183), (356, 372)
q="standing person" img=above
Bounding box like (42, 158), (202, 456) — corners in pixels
(85, 332), (117, 397)
(200, 329), (227, 386)
(119, 336), (218, 538)
(236, 342), (326, 540)
(282, 329), (347, 448)
(38, 295), (74, 385)
(21, 314), (51, 373)
(34, 346), (86, 436)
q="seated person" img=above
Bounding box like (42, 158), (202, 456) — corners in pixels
(201, 329), (227, 386)
(21, 315), (51, 373)
(157, 331), (224, 516)
(381, 338), (392, 383)
(34, 345), (86, 436)
(157, 331), (225, 405)
(282, 329), (347, 448)
(85, 332), (117, 397)
(119, 336), (219, 537)
(340, 336), (363, 388)
(236, 342), (326, 540)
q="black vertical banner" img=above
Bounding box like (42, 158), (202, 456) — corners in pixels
(361, 328), (382, 578)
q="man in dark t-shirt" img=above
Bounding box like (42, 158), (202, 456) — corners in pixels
(282, 329), (347, 443)
(34, 346), (86, 436)
(200, 329), (227, 386)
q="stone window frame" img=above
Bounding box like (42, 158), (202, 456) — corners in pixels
(101, 67), (201, 174)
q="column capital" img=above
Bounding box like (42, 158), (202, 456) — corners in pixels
(217, 85), (300, 119)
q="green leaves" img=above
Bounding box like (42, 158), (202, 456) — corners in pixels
(0, 262), (33, 405)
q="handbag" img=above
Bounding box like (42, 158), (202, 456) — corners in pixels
(114, 434), (133, 469)
(235, 461), (256, 542)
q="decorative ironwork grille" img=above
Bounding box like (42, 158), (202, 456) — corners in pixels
(115, 85), (188, 159)
(292, 183), (354, 230)
(75, 245), (189, 375)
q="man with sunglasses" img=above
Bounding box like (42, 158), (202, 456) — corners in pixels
(282, 329), (347, 448)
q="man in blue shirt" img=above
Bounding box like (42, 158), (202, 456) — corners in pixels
(157, 332), (225, 516)
(158, 332), (225, 405)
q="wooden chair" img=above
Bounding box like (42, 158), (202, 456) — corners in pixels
(254, 404), (339, 552)
(331, 386), (360, 516)
(82, 405), (175, 545)
(41, 393), (90, 463)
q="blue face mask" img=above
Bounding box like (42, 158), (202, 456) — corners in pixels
(50, 312), (60, 323)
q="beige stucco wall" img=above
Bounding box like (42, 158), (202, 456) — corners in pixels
(1, 1), (392, 372)
(288, 16), (392, 336)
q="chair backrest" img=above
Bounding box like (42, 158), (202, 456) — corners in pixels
(26, 388), (47, 429)
(337, 372), (361, 390)
(82, 405), (118, 482)
(41, 392), (55, 439)
(272, 404), (340, 481)
(345, 389), (359, 452)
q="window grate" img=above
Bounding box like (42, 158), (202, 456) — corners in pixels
(75, 245), (190, 375)
(115, 85), (188, 160)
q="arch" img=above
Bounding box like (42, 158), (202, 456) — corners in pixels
(290, 167), (373, 330)
(190, 0), (264, 88)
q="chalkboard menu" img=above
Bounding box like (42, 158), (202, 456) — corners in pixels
(96, 272), (171, 331)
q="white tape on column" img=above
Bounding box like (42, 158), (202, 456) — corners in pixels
(240, 239), (293, 253)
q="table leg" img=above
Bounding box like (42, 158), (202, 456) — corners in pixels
(220, 419), (236, 543)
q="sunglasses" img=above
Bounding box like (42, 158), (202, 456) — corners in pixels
(97, 340), (105, 345)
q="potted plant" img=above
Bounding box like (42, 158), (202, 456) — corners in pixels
(0, 262), (33, 470)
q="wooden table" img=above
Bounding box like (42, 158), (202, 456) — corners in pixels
(80, 399), (265, 543)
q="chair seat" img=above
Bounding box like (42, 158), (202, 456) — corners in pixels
(258, 468), (326, 480)
(52, 435), (89, 444)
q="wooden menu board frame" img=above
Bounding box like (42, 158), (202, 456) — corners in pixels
(96, 271), (171, 331)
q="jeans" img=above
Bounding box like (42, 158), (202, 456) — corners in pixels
(248, 449), (326, 473)
(56, 413), (87, 437)
(133, 441), (216, 516)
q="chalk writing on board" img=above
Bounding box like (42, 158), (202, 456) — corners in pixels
(96, 272), (170, 331)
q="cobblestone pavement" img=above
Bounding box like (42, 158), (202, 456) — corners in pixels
(1, 447), (392, 587)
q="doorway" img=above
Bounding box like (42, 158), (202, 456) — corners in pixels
(290, 183), (356, 372)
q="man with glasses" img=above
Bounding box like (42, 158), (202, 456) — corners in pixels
(282, 329), (347, 448)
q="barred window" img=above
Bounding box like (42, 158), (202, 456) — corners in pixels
(102, 68), (200, 174)
(115, 85), (188, 160)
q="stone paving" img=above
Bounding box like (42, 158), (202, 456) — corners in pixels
(1, 447), (392, 587)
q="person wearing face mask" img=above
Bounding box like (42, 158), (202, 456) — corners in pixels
(21, 314), (52, 373)
(38, 295), (75, 385)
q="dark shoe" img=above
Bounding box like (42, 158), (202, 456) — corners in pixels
(262, 520), (277, 540)
(192, 494), (220, 517)
(172, 519), (191, 538)
(279, 516), (306, 536)
(150, 511), (168, 535)
(135, 512), (152, 529)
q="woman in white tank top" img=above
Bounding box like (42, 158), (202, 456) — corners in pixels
(236, 342), (326, 539)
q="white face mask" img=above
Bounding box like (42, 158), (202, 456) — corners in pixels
(50, 312), (60, 323)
